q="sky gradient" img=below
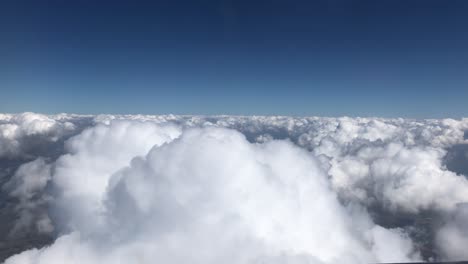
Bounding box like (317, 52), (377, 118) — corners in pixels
(1, 0), (468, 117)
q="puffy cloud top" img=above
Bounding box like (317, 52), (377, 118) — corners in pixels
(0, 113), (87, 158)
(0, 113), (468, 263)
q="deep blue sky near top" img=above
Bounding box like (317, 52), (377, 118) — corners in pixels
(1, 0), (467, 117)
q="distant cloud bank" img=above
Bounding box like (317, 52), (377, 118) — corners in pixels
(1, 113), (468, 263)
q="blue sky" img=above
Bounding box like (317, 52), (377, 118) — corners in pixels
(1, 0), (467, 117)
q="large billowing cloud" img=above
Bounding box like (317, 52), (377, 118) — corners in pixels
(51, 120), (181, 236)
(1, 113), (468, 263)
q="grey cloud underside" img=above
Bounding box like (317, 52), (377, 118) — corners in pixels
(0, 113), (468, 263)
(0, 113), (94, 261)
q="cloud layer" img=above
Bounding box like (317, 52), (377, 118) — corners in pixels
(1, 113), (468, 263)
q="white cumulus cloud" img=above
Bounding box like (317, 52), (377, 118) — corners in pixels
(1, 113), (468, 263)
